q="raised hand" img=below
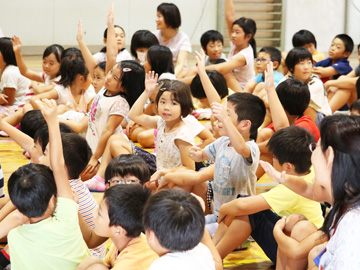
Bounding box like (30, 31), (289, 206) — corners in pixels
(107, 3), (114, 27)
(259, 160), (285, 184)
(264, 61), (274, 92)
(11, 35), (22, 54)
(76, 19), (84, 42)
(211, 99), (229, 124)
(195, 49), (206, 73)
(145, 71), (159, 95)
(35, 99), (58, 123)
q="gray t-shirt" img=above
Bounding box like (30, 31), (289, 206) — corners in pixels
(204, 137), (259, 215)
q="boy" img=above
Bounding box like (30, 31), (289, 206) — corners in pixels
(212, 126), (324, 265)
(143, 189), (216, 270)
(7, 99), (90, 269)
(200, 30), (227, 65)
(77, 184), (159, 270)
(313, 34), (354, 81)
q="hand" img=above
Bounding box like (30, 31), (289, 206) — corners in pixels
(107, 3), (114, 27)
(126, 120), (139, 136)
(0, 93), (8, 104)
(150, 169), (167, 184)
(35, 99), (58, 123)
(11, 35), (22, 54)
(83, 156), (99, 175)
(156, 174), (170, 191)
(312, 67), (323, 76)
(264, 61), (275, 92)
(76, 20), (83, 42)
(274, 216), (286, 232)
(259, 160), (285, 184)
(188, 146), (203, 162)
(145, 71), (159, 95)
(195, 49), (206, 73)
(211, 99), (229, 124)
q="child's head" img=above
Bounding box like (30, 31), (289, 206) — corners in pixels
(200, 30), (224, 62)
(130, 30), (159, 63)
(156, 80), (194, 118)
(8, 163), (57, 218)
(268, 126), (315, 174)
(156, 3), (181, 30)
(350, 99), (360, 116)
(58, 57), (91, 89)
(42, 44), (64, 78)
(226, 93), (266, 140)
(0, 37), (17, 66)
(276, 79), (310, 116)
(61, 47), (83, 61)
(20, 110), (46, 138)
(231, 17), (257, 57)
(143, 189), (204, 254)
(190, 70), (228, 108)
(95, 184), (151, 238)
(255, 46), (281, 74)
(92, 61), (106, 93)
(105, 154), (151, 188)
(101, 25), (126, 52)
(285, 47), (313, 82)
(292, 30), (317, 54)
(144, 45), (174, 76)
(329, 34), (354, 60)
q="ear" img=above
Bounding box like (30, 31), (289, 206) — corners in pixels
(272, 61), (279, 70)
(111, 224), (126, 237)
(325, 146), (334, 169)
(103, 38), (107, 45)
(245, 33), (253, 42)
(284, 162), (294, 173)
(240, 119), (251, 131)
(201, 46), (207, 54)
(343, 51), (351, 58)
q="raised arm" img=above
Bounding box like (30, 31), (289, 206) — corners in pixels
(225, 0), (235, 37)
(105, 3), (117, 75)
(36, 99), (73, 199)
(174, 50), (189, 77)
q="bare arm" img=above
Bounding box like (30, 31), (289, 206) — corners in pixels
(202, 228), (223, 270)
(0, 117), (34, 152)
(324, 76), (358, 90)
(0, 200), (16, 223)
(2, 88), (16, 106)
(197, 128), (215, 148)
(0, 209), (29, 239)
(30, 89), (59, 109)
(77, 20), (98, 76)
(225, 0), (235, 37)
(174, 50), (189, 77)
(206, 55), (247, 75)
(312, 66), (338, 78)
(59, 116), (89, 133)
(105, 4), (117, 75)
(78, 212), (108, 248)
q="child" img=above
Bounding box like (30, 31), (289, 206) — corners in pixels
(292, 29), (326, 63)
(130, 30), (159, 64)
(200, 30), (226, 65)
(313, 34), (354, 81)
(143, 45), (175, 79)
(350, 99), (360, 115)
(104, 154), (151, 188)
(7, 99), (90, 269)
(143, 189), (216, 270)
(11, 35), (63, 94)
(77, 184), (158, 270)
(212, 126), (324, 264)
(0, 37), (30, 117)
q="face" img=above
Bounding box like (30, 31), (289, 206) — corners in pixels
(272, 156), (284, 172)
(114, 27), (125, 51)
(42, 53), (61, 78)
(136, 48), (148, 64)
(157, 91), (182, 123)
(303, 43), (316, 55)
(30, 140), (44, 164)
(108, 174), (141, 187)
(293, 58), (312, 82)
(92, 67), (106, 93)
(94, 199), (111, 237)
(255, 52), (272, 74)
(104, 65), (121, 93)
(205, 40), (223, 61)
(231, 25), (248, 47)
(156, 12), (167, 30)
(329, 38), (347, 60)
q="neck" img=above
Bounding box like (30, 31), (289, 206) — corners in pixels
(112, 236), (132, 252)
(287, 114), (299, 126)
(70, 83), (84, 95)
(234, 43), (249, 54)
(29, 212), (52, 224)
(161, 28), (178, 41)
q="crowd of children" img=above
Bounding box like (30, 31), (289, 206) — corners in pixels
(0, 1), (359, 269)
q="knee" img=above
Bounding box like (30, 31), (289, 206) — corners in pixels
(290, 220), (317, 242)
(137, 130), (155, 148)
(110, 137), (131, 156)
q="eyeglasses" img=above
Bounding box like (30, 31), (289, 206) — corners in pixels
(108, 176), (140, 185)
(309, 142), (317, 152)
(254, 58), (271, 63)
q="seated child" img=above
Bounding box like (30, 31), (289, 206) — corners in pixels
(130, 30), (159, 64)
(143, 189), (216, 270)
(292, 29), (326, 63)
(201, 30), (227, 65)
(313, 34), (354, 81)
(77, 184), (158, 270)
(212, 126), (324, 264)
(7, 99), (90, 269)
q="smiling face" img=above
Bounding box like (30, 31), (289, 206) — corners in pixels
(42, 53), (61, 78)
(156, 12), (167, 30)
(205, 40), (223, 61)
(293, 58), (313, 82)
(157, 91), (182, 123)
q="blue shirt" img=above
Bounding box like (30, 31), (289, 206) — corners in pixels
(314, 58), (352, 79)
(252, 71), (284, 87)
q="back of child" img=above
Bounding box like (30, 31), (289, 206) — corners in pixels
(292, 29), (326, 63)
(143, 189), (215, 270)
(200, 30), (227, 66)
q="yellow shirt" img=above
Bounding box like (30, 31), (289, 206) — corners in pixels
(104, 233), (158, 270)
(261, 169), (324, 228)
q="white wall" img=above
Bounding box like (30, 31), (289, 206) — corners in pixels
(347, 0), (360, 47)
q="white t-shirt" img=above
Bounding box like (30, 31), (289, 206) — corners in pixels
(149, 243), (215, 270)
(0, 65), (30, 107)
(227, 43), (255, 89)
(40, 72), (60, 86)
(93, 48), (132, 64)
(153, 30), (192, 65)
(182, 114), (204, 137)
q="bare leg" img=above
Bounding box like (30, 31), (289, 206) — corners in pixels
(212, 215), (235, 245)
(137, 129), (156, 148)
(328, 88), (351, 112)
(223, 73), (243, 93)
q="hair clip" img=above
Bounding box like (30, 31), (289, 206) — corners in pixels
(159, 87), (167, 91)
(122, 68), (132, 72)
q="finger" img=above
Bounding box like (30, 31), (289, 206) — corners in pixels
(223, 98), (227, 109)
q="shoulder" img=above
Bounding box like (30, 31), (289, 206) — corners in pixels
(314, 58), (331, 67)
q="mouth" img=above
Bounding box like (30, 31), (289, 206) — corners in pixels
(162, 113), (171, 117)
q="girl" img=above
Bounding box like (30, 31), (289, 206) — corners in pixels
(128, 71), (195, 179)
(206, 0), (256, 92)
(0, 37), (30, 117)
(92, 61), (106, 94)
(153, 2), (192, 76)
(130, 30), (159, 64)
(284, 47), (332, 126)
(261, 115), (360, 269)
(11, 35), (63, 94)
(143, 45), (175, 80)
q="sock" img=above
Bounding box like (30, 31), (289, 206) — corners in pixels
(0, 249), (10, 268)
(85, 175), (105, 192)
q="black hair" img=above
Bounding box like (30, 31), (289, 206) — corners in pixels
(357, 77), (360, 102)
(276, 78), (310, 116)
(350, 99), (360, 114)
(20, 110), (46, 138)
(190, 70), (228, 100)
(319, 115), (360, 238)
(232, 17), (257, 58)
(130, 30), (159, 58)
(100, 25), (125, 53)
(105, 154), (151, 185)
(143, 189), (204, 252)
(292, 30), (317, 48)
(156, 80), (194, 117)
(259, 46), (282, 68)
(58, 57), (89, 88)
(268, 126), (315, 174)
(95, 61), (106, 72)
(61, 47), (83, 61)
(8, 163), (57, 218)
(285, 47), (313, 73)
(200, 30), (224, 49)
(115, 60), (145, 107)
(334, 34), (354, 54)
(226, 93), (266, 140)
(104, 184), (151, 238)
(43, 44), (64, 63)
(0, 37), (17, 66)
(157, 3), (181, 29)
(146, 45), (174, 76)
